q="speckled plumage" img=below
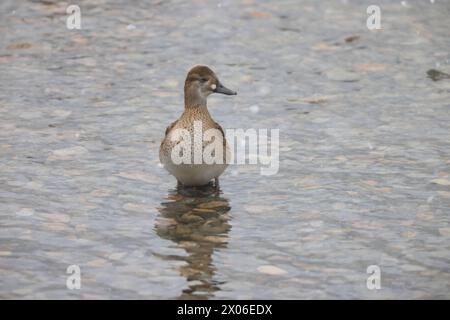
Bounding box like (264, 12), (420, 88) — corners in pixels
(159, 65), (236, 187)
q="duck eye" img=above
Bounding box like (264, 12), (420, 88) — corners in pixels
(200, 78), (208, 83)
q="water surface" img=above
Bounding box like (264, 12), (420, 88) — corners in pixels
(0, 0), (449, 299)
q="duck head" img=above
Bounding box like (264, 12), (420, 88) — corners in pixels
(184, 65), (237, 107)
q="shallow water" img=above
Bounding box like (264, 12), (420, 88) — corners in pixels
(0, 0), (449, 299)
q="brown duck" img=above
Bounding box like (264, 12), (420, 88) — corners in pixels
(159, 65), (237, 187)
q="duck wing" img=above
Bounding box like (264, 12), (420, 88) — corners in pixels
(159, 119), (179, 161)
(164, 119), (179, 136)
(212, 121), (227, 149)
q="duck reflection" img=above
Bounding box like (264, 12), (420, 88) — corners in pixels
(155, 185), (231, 299)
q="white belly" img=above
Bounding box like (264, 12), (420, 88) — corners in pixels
(164, 162), (228, 186)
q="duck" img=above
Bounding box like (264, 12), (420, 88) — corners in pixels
(159, 65), (237, 187)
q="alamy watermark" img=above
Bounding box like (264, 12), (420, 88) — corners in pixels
(66, 5), (81, 30)
(366, 265), (381, 290)
(366, 5), (381, 30)
(66, 265), (81, 290)
(169, 121), (279, 176)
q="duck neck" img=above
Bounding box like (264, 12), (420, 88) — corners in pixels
(184, 86), (207, 109)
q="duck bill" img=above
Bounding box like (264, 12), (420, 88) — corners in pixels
(214, 81), (237, 95)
